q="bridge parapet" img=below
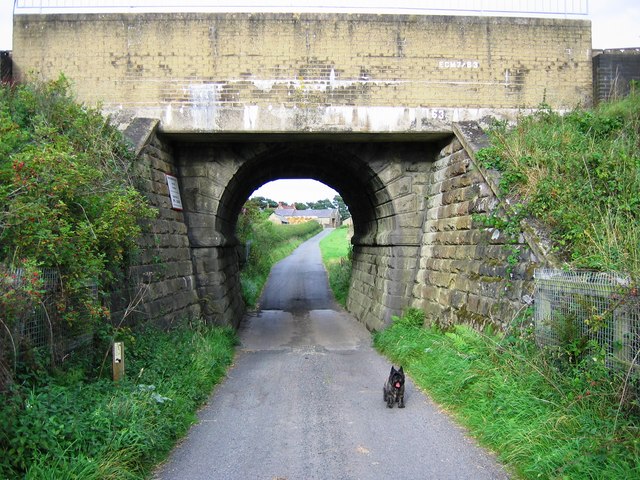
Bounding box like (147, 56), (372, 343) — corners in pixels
(13, 12), (592, 134)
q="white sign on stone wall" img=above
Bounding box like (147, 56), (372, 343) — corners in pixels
(166, 174), (183, 211)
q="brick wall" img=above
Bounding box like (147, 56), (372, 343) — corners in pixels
(12, 13), (592, 133)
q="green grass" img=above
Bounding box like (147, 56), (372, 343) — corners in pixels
(478, 90), (640, 279)
(319, 226), (352, 306)
(374, 309), (640, 479)
(0, 321), (238, 479)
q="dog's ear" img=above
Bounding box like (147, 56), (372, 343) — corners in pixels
(399, 366), (404, 374)
(390, 366), (396, 375)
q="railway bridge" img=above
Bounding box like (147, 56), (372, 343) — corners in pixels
(12, 10), (592, 329)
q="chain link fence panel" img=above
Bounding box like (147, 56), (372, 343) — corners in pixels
(534, 268), (640, 371)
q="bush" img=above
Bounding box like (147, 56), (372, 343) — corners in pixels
(0, 76), (155, 339)
(478, 91), (640, 280)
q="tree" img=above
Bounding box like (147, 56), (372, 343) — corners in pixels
(308, 198), (335, 210)
(249, 196), (277, 209)
(294, 202), (309, 210)
(333, 195), (350, 220)
(0, 76), (155, 328)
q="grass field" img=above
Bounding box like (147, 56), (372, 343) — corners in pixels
(374, 309), (640, 479)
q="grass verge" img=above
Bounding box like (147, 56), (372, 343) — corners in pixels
(374, 309), (640, 479)
(0, 321), (238, 479)
(477, 90), (640, 278)
(319, 226), (352, 307)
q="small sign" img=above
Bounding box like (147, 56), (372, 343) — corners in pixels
(438, 59), (480, 69)
(166, 174), (183, 211)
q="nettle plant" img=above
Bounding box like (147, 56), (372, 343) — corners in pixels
(0, 77), (155, 336)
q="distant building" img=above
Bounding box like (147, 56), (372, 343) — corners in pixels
(269, 204), (341, 228)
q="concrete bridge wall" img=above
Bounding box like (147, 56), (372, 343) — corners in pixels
(13, 13), (592, 134)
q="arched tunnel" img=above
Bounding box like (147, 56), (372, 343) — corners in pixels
(166, 134), (450, 331)
(125, 121), (531, 333)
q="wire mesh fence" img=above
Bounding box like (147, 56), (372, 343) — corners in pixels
(534, 268), (640, 371)
(0, 268), (97, 391)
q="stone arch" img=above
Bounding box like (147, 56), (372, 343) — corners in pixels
(128, 121), (541, 333)
(216, 142), (394, 246)
(174, 138), (437, 330)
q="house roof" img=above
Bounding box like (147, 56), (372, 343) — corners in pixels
(274, 208), (338, 218)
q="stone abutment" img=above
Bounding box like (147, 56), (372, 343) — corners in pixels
(120, 121), (540, 331)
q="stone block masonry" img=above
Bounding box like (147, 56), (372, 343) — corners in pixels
(411, 130), (539, 329)
(12, 10), (585, 330)
(13, 12), (592, 134)
(114, 119), (203, 326)
(115, 118), (540, 332)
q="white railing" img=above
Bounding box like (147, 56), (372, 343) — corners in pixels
(14, 0), (589, 16)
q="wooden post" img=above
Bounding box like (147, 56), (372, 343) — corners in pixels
(113, 341), (124, 382)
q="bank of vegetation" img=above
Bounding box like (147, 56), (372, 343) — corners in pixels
(0, 78), (239, 478)
(1, 321), (237, 479)
(319, 225), (352, 307)
(477, 88), (640, 280)
(375, 91), (640, 478)
(375, 309), (640, 479)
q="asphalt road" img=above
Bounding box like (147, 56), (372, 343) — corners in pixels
(154, 230), (510, 480)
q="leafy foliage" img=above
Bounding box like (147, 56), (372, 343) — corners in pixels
(478, 90), (640, 279)
(0, 77), (155, 330)
(237, 204), (322, 307)
(319, 226), (352, 306)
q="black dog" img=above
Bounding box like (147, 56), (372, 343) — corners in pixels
(383, 366), (405, 408)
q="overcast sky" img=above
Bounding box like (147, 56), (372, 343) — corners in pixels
(1, 1), (638, 203)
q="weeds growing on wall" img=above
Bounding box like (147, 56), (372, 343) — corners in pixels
(476, 88), (640, 281)
(0, 321), (237, 479)
(374, 309), (640, 479)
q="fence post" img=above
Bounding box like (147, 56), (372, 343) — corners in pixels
(112, 341), (124, 382)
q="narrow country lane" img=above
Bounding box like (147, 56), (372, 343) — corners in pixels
(154, 230), (509, 480)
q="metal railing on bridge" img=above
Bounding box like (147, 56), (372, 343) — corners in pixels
(14, 0), (589, 17)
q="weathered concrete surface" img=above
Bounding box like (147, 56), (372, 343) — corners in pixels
(13, 12), (592, 133)
(153, 232), (510, 480)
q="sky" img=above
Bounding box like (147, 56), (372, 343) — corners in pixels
(1, 1), (639, 204)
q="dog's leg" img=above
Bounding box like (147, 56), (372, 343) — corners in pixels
(398, 393), (405, 408)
